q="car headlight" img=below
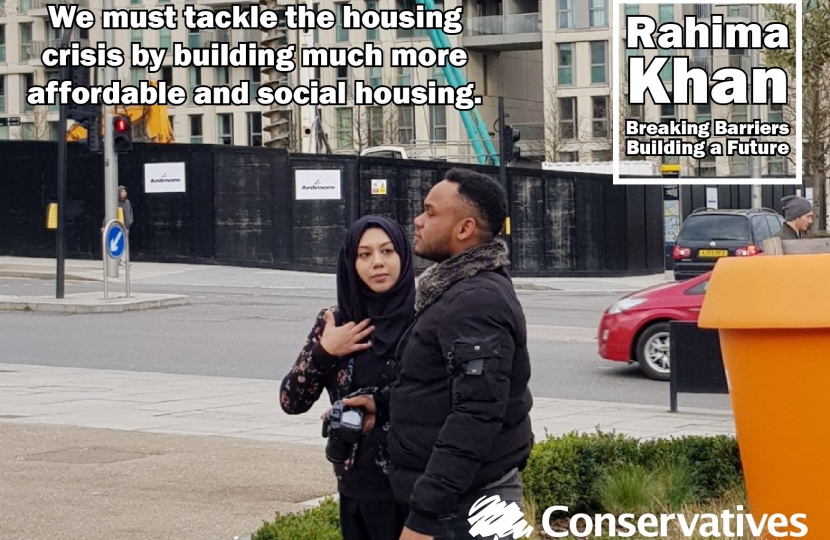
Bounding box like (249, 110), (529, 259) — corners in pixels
(607, 298), (647, 315)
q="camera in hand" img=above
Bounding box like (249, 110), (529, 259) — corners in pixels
(322, 400), (364, 464)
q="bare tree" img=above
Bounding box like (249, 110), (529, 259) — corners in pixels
(32, 105), (52, 141)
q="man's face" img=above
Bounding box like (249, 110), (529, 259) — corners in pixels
(119, 189), (126, 200)
(795, 211), (813, 232)
(413, 180), (467, 263)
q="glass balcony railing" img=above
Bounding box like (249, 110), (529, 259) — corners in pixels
(688, 54), (751, 75)
(463, 13), (541, 37)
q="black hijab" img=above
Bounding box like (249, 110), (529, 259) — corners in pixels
(336, 215), (416, 359)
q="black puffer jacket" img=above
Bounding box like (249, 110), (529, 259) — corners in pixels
(385, 240), (534, 536)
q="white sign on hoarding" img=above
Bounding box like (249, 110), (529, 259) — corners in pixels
(295, 169), (342, 200)
(144, 162), (186, 193)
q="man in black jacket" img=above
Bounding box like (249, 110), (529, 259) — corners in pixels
(347, 168), (534, 540)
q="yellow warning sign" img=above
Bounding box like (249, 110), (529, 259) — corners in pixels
(46, 203), (58, 230)
(371, 179), (387, 195)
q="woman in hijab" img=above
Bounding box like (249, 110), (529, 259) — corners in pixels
(280, 215), (415, 540)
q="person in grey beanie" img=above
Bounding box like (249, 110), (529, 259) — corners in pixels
(777, 195), (813, 239)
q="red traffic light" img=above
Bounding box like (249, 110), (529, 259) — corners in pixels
(114, 116), (129, 133)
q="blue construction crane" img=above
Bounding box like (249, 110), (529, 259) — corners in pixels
(414, 0), (500, 166)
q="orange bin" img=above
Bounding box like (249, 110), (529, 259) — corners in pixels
(698, 253), (830, 538)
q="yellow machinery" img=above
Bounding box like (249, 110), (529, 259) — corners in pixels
(66, 81), (175, 144)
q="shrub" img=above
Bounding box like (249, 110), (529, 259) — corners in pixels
(522, 430), (743, 514)
(252, 498), (342, 540)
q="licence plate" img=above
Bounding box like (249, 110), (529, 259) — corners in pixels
(698, 249), (728, 257)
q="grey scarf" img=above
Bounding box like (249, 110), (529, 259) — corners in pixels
(415, 239), (510, 314)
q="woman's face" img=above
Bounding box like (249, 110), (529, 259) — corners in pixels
(355, 227), (401, 293)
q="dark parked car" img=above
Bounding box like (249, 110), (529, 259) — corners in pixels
(673, 208), (784, 280)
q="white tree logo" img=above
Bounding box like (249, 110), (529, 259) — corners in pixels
(467, 495), (534, 540)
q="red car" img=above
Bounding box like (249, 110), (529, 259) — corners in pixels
(597, 271), (711, 381)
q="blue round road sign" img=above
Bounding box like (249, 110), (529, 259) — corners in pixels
(106, 223), (126, 259)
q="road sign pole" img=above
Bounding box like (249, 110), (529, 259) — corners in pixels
(102, 223), (109, 299)
(103, 0), (118, 279)
(125, 233), (131, 298)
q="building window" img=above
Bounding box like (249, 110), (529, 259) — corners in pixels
(397, 66), (412, 87)
(366, 1), (379, 40)
(731, 155), (748, 176)
(189, 67), (201, 104)
(593, 150), (612, 161)
(130, 68), (144, 86)
(768, 155), (787, 175)
(624, 45), (641, 80)
(660, 102), (676, 123)
(20, 23), (32, 61)
(0, 25), (6, 63)
(590, 41), (607, 84)
(432, 66), (446, 85)
(592, 96), (608, 138)
(368, 105), (384, 146)
(369, 66), (382, 88)
(0, 75), (4, 112)
(20, 122), (35, 140)
(398, 105), (414, 144)
(247, 112), (262, 146)
(659, 4), (674, 23)
(589, 0), (607, 27)
(659, 49), (672, 81)
(250, 67), (261, 100)
(48, 121), (59, 141)
(216, 67), (230, 85)
(624, 4), (638, 19)
(628, 102), (644, 122)
(21, 73), (34, 111)
(336, 65), (350, 98)
(161, 66), (173, 86)
(217, 114), (232, 144)
(188, 29), (200, 48)
(335, 3), (349, 42)
(335, 107), (352, 149)
(557, 44), (573, 85)
(558, 151), (578, 162)
(430, 105), (446, 141)
(558, 0), (573, 29)
(769, 103), (783, 123)
(732, 104), (747, 122)
(559, 97), (577, 139)
(696, 153), (716, 177)
(131, 29), (142, 46)
(696, 103), (711, 123)
(159, 27), (172, 49)
(189, 115), (202, 143)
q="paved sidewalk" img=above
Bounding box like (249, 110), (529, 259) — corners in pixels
(0, 363), (734, 540)
(0, 256), (670, 293)
(0, 363), (735, 444)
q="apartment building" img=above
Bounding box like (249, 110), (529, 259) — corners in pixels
(259, 0), (546, 163)
(0, 0), (267, 145)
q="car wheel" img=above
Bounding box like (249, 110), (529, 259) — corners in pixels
(636, 322), (671, 381)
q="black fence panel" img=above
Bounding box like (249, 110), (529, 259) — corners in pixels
(7, 140), (769, 277)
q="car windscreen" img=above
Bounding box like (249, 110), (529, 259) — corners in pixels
(677, 215), (751, 242)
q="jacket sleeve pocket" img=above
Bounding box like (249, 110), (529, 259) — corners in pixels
(449, 335), (505, 405)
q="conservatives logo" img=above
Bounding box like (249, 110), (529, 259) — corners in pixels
(467, 496), (809, 539)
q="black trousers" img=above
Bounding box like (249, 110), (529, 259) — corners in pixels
(339, 494), (408, 540)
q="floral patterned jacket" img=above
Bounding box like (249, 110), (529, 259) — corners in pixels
(279, 306), (397, 494)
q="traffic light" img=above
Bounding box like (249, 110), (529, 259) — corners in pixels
(502, 124), (521, 163)
(113, 115), (132, 152)
(65, 65), (96, 123)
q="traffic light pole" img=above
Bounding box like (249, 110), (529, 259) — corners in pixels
(103, 0), (118, 278)
(55, 26), (72, 299)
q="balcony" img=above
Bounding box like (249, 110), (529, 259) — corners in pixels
(687, 54), (751, 75)
(29, 0), (89, 17)
(462, 12), (542, 52)
(28, 39), (62, 65)
(683, 4), (751, 20)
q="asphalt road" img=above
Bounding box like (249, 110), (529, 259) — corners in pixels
(0, 277), (731, 410)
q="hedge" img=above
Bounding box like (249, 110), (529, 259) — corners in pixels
(252, 431), (742, 538)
